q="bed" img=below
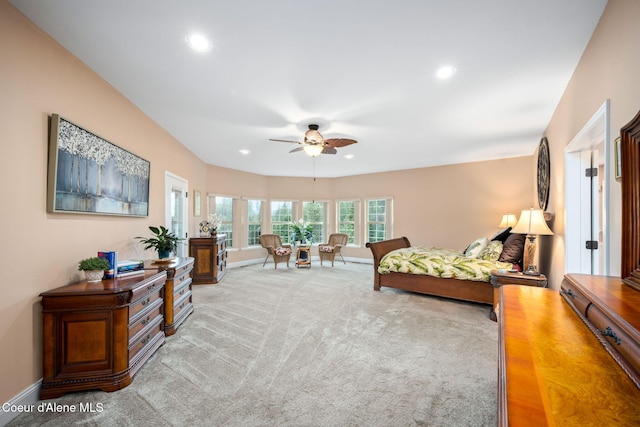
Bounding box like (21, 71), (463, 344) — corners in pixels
(366, 232), (524, 317)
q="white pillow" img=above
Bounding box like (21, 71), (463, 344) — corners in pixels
(464, 237), (489, 258)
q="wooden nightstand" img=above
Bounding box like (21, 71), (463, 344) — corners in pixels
(489, 270), (547, 321)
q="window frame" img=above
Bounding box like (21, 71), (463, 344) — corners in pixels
(365, 197), (393, 243)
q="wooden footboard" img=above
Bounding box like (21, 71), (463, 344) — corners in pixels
(366, 237), (411, 290)
(366, 237), (494, 305)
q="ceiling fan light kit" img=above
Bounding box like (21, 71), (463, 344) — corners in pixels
(269, 124), (357, 157)
(303, 144), (323, 157)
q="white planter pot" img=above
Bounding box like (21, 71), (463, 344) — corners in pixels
(85, 270), (104, 283)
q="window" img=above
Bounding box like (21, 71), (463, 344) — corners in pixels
(303, 201), (326, 244)
(271, 201), (293, 243)
(214, 196), (234, 246)
(247, 199), (263, 246)
(367, 198), (391, 243)
(337, 200), (356, 244)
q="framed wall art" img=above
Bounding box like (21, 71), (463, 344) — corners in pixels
(615, 137), (622, 181)
(537, 137), (550, 211)
(194, 190), (201, 216)
(47, 114), (150, 216)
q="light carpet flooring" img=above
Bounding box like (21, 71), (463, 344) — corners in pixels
(8, 261), (498, 427)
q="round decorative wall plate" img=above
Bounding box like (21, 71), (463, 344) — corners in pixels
(537, 137), (550, 210)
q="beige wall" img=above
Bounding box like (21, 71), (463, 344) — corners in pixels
(206, 158), (534, 262)
(542, 0), (640, 287)
(0, 0), (553, 406)
(0, 2), (210, 404)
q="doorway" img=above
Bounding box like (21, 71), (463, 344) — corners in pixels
(564, 100), (610, 275)
(165, 172), (188, 257)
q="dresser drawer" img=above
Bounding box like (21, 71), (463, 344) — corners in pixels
(129, 298), (163, 338)
(587, 305), (640, 379)
(129, 314), (163, 362)
(560, 278), (591, 316)
(173, 262), (193, 280)
(174, 276), (192, 298)
(130, 274), (165, 304)
(129, 288), (163, 320)
(172, 271), (191, 294)
(174, 290), (192, 317)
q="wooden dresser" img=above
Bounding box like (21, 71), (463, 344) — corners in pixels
(189, 234), (227, 284)
(497, 109), (640, 425)
(40, 271), (166, 399)
(144, 257), (194, 336)
(499, 285), (640, 426)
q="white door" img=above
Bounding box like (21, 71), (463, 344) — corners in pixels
(564, 101), (610, 275)
(165, 172), (188, 257)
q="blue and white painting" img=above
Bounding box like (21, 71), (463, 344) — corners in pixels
(47, 115), (150, 216)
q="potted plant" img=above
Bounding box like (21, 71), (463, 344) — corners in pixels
(291, 219), (314, 245)
(78, 256), (110, 282)
(136, 225), (182, 259)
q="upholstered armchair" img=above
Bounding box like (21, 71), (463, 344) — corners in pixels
(318, 233), (348, 267)
(259, 234), (292, 269)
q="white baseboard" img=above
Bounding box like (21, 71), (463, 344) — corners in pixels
(227, 256), (372, 270)
(0, 380), (41, 427)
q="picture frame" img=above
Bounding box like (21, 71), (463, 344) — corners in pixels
(615, 137), (622, 181)
(47, 114), (150, 216)
(194, 190), (201, 216)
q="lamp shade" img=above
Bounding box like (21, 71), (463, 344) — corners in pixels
(498, 213), (518, 228)
(511, 208), (553, 236)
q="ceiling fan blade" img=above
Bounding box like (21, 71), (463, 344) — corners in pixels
(269, 138), (303, 145)
(322, 147), (337, 155)
(289, 146), (305, 153)
(324, 138), (357, 148)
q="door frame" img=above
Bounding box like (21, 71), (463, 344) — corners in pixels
(564, 100), (610, 275)
(165, 171), (188, 257)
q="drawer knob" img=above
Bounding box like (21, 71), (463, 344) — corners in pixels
(597, 326), (622, 345)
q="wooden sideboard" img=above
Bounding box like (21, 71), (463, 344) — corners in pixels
(498, 285), (640, 426)
(189, 235), (227, 284)
(144, 257), (194, 336)
(40, 271), (167, 399)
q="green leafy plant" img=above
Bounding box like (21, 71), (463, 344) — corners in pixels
(135, 226), (182, 254)
(290, 219), (314, 244)
(78, 256), (111, 271)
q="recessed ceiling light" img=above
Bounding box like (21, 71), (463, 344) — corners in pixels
(436, 66), (457, 79)
(186, 33), (212, 52)
(239, 149), (251, 155)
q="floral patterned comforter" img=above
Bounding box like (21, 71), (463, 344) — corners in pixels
(378, 246), (513, 282)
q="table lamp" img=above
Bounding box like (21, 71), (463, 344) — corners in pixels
(511, 208), (553, 275)
(498, 213), (518, 228)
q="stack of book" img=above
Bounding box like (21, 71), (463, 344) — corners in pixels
(117, 260), (145, 278)
(97, 251), (118, 279)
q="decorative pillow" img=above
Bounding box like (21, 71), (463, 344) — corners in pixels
(319, 245), (335, 253)
(274, 247), (292, 256)
(478, 241), (504, 261)
(490, 227), (512, 243)
(498, 234), (526, 264)
(464, 237), (489, 258)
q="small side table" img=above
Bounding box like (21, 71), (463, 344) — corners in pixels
(296, 246), (311, 268)
(490, 270), (547, 321)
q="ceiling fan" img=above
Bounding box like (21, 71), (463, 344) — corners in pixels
(269, 124), (357, 157)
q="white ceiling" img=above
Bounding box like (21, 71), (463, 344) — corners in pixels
(10, 0), (607, 178)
